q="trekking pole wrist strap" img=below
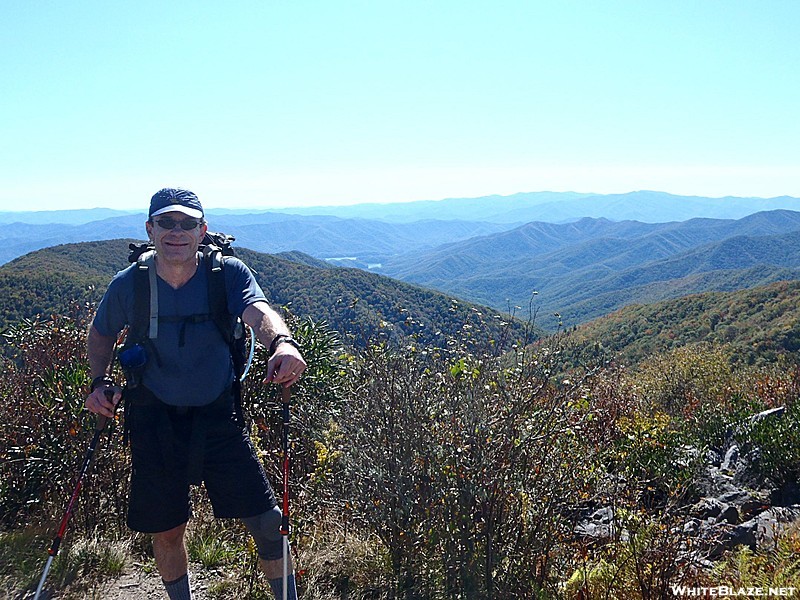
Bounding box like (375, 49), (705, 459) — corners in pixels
(90, 375), (115, 393)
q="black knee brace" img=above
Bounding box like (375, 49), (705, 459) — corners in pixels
(241, 506), (284, 561)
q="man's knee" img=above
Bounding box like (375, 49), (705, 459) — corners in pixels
(241, 506), (284, 561)
(153, 522), (187, 549)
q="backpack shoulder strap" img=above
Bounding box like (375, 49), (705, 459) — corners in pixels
(202, 249), (248, 425)
(132, 250), (158, 340)
(203, 243), (225, 274)
(203, 246), (231, 344)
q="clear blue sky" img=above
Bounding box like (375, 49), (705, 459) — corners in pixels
(2, 0), (798, 211)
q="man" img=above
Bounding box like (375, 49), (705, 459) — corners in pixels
(85, 188), (305, 600)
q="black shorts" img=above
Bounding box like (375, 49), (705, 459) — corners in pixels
(125, 386), (277, 533)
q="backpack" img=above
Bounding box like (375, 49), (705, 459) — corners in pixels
(123, 231), (250, 422)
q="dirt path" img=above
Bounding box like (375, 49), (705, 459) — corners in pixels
(103, 575), (209, 598)
(94, 567), (178, 599)
(92, 563), (222, 599)
(25, 563), (219, 600)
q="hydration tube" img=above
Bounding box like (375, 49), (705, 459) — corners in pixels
(240, 324), (256, 382)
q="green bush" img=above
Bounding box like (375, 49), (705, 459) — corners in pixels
(608, 411), (702, 508)
(0, 316), (129, 532)
(737, 398), (800, 486)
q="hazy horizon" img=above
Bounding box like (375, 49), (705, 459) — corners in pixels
(0, 189), (799, 216)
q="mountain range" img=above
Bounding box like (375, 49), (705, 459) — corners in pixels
(267, 190), (800, 224)
(376, 210), (800, 329)
(0, 212), (510, 267)
(1, 191), (799, 333)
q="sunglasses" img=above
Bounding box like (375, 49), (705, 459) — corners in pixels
(153, 217), (203, 231)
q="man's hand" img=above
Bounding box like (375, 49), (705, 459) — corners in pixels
(242, 302), (308, 388)
(85, 385), (122, 419)
(266, 344), (306, 388)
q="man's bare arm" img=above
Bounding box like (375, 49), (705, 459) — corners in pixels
(85, 324), (121, 417)
(242, 301), (291, 347)
(242, 301), (306, 387)
(87, 324), (117, 378)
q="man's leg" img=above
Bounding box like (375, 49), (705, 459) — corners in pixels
(259, 554), (294, 578)
(261, 554), (298, 600)
(242, 509), (298, 600)
(153, 522), (192, 600)
(204, 396), (296, 599)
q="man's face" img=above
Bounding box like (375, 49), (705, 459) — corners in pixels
(145, 211), (208, 266)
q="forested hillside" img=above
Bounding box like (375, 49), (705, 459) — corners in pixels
(565, 279), (800, 367)
(0, 240), (529, 347)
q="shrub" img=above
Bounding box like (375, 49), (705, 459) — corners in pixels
(609, 411), (703, 508)
(0, 316), (129, 533)
(736, 397), (800, 487)
(325, 321), (603, 598)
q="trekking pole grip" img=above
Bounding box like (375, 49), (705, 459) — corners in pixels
(96, 389), (116, 431)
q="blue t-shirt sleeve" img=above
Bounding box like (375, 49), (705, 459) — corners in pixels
(92, 267), (135, 337)
(223, 257), (267, 317)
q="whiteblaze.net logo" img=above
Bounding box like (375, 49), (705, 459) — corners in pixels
(671, 587), (798, 597)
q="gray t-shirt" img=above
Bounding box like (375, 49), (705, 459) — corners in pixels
(93, 255), (266, 406)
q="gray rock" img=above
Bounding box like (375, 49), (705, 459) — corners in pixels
(690, 497), (724, 520)
(718, 489), (761, 507)
(683, 519), (700, 535)
(707, 520), (757, 559)
(717, 505), (739, 525)
(721, 444), (740, 474)
(750, 506), (800, 551)
(574, 506), (616, 540)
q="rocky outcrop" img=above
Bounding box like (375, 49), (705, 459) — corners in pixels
(575, 406), (800, 562)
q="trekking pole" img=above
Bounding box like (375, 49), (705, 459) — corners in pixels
(33, 389), (117, 600)
(280, 385), (291, 600)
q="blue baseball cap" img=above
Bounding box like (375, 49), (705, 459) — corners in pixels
(149, 188), (204, 219)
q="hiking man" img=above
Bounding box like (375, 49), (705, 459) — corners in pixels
(85, 188), (305, 600)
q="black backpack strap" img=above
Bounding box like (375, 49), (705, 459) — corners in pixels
(204, 246), (231, 344)
(131, 250), (156, 341)
(203, 248), (247, 426)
